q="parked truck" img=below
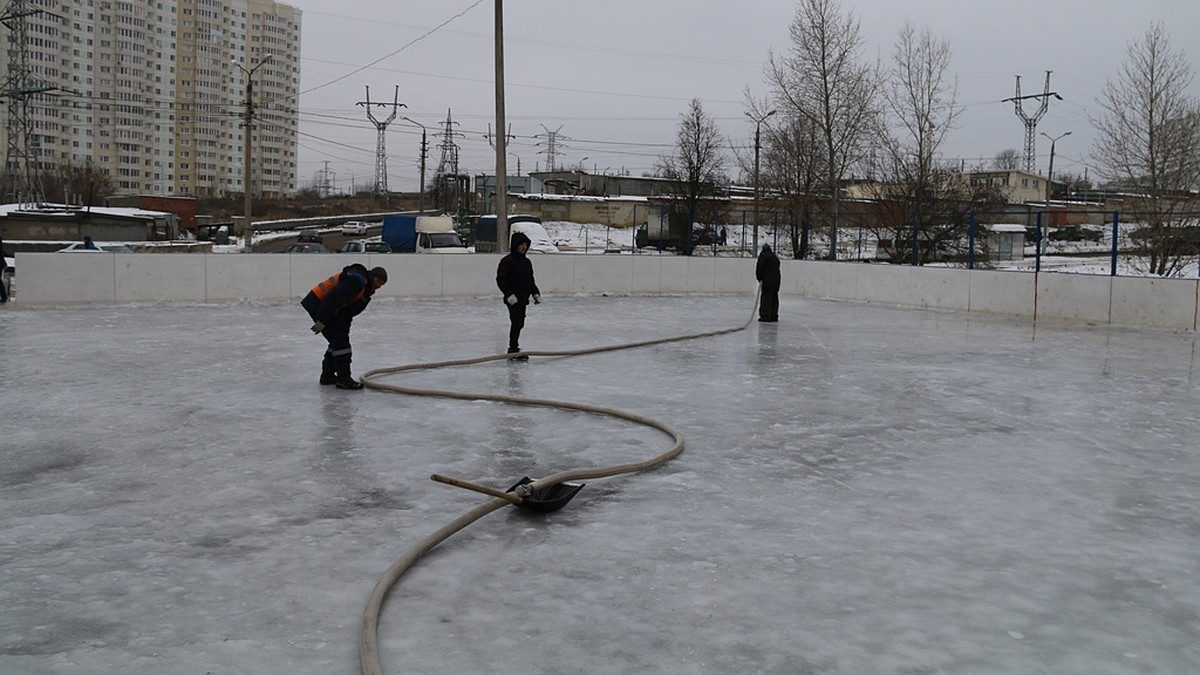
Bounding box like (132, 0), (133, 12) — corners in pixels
(381, 214), (468, 253)
(473, 214), (558, 253)
(636, 212), (707, 253)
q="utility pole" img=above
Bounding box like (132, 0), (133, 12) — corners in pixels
(358, 85), (405, 200)
(234, 53), (273, 253)
(746, 109), (776, 257)
(403, 116), (428, 213)
(1003, 71), (1060, 173)
(2, 0), (56, 207)
(494, 0), (509, 251)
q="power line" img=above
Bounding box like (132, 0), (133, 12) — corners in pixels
(301, 0), (486, 97)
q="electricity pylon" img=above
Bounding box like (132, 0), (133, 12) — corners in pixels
(1003, 71), (1061, 173)
(358, 85), (404, 197)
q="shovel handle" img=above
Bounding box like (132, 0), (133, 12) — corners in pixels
(431, 473), (523, 504)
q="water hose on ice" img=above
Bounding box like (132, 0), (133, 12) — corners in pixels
(357, 288), (761, 675)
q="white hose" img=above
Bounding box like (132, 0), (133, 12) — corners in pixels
(357, 289), (761, 675)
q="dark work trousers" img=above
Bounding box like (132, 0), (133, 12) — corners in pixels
(319, 321), (353, 367)
(507, 302), (527, 351)
(760, 281), (780, 322)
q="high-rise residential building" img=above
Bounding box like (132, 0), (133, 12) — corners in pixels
(1, 0), (299, 198)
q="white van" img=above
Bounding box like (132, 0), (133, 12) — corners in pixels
(511, 219), (559, 253)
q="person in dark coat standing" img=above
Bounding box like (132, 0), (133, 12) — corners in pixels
(496, 231), (540, 359)
(301, 263), (387, 389)
(0, 234), (9, 303)
(756, 243), (781, 322)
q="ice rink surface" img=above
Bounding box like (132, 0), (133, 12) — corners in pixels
(3, 294), (1199, 674)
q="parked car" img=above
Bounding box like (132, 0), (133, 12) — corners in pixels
(296, 229), (323, 243)
(281, 243), (328, 254)
(1048, 226), (1102, 242)
(336, 240), (392, 254)
(875, 238), (958, 264)
(341, 220), (369, 236)
(58, 242), (135, 253)
(1129, 226), (1200, 253)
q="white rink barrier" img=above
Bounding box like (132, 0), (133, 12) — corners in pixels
(13, 252), (1200, 331)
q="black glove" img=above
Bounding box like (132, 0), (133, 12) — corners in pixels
(311, 321), (325, 333)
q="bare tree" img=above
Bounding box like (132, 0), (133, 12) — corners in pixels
(993, 149), (1021, 171)
(41, 162), (115, 205)
(863, 22), (974, 264)
(752, 107), (827, 259)
(1052, 171), (1094, 198)
(765, 0), (880, 260)
(656, 98), (728, 253)
(1090, 23), (1200, 276)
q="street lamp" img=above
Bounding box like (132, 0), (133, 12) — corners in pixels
(402, 116), (427, 213)
(1041, 130), (1071, 240)
(233, 52), (273, 253)
(746, 109), (777, 256)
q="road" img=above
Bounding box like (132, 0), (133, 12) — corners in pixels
(253, 223), (382, 253)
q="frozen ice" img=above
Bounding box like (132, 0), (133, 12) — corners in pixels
(2, 294), (1199, 674)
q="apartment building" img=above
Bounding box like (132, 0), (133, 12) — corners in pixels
(1, 0), (299, 198)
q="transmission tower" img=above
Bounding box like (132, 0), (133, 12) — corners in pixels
(434, 109), (461, 176)
(432, 109), (465, 212)
(357, 85), (405, 197)
(1003, 71), (1060, 173)
(536, 125), (566, 172)
(1, 0), (56, 206)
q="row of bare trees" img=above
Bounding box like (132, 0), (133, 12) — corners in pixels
(0, 163), (116, 207)
(655, 0), (1199, 275)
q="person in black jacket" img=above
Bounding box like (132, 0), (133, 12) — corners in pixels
(756, 243), (781, 322)
(0, 234), (9, 303)
(301, 263), (387, 389)
(496, 231), (540, 359)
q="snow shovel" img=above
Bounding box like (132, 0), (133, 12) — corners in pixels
(431, 473), (584, 512)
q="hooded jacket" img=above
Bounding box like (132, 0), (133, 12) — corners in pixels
(756, 244), (781, 289)
(496, 232), (540, 304)
(301, 263), (376, 325)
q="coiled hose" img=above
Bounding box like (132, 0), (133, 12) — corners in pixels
(357, 289), (761, 675)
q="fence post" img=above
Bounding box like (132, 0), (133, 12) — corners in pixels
(909, 214), (919, 266)
(967, 211), (976, 269)
(1034, 211), (1043, 273)
(1109, 210), (1119, 276)
(741, 211), (747, 257)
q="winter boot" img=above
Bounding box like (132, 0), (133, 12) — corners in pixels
(320, 355), (337, 385)
(507, 347), (528, 361)
(334, 362), (364, 390)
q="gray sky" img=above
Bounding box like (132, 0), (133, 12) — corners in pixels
(290, 0), (1200, 194)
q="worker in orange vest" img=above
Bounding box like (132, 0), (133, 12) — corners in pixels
(301, 263), (387, 389)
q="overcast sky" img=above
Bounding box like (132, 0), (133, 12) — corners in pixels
(288, 0), (1200, 194)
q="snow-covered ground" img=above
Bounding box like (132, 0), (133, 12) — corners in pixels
(62, 219), (1200, 280)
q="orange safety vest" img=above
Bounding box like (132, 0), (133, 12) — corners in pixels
(309, 272), (365, 309)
